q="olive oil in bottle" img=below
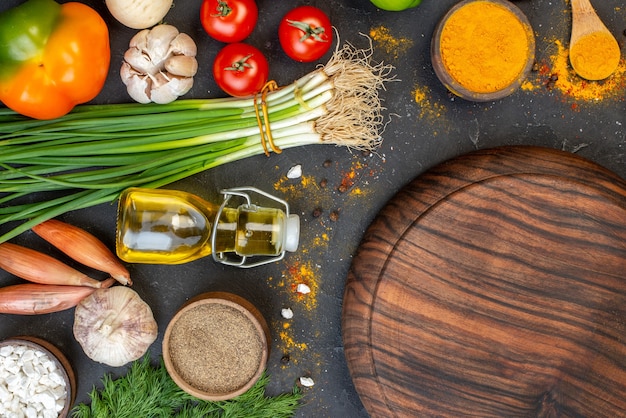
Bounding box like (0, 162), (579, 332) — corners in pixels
(116, 187), (299, 266)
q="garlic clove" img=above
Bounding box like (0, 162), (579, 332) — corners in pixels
(123, 48), (158, 76)
(150, 83), (179, 104)
(128, 29), (150, 51)
(124, 75), (152, 104)
(164, 55), (198, 77)
(150, 75), (194, 104)
(166, 75), (194, 96)
(169, 33), (198, 57)
(145, 24), (179, 63)
(73, 286), (157, 367)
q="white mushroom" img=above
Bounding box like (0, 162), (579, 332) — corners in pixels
(121, 24), (198, 104)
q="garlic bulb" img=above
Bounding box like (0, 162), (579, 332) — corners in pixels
(73, 286), (157, 367)
(121, 24), (198, 104)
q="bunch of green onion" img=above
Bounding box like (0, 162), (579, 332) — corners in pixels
(0, 41), (393, 243)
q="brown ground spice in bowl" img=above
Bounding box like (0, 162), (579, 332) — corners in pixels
(163, 293), (269, 400)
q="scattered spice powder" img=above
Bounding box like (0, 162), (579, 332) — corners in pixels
(273, 174), (319, 200)
(413, 84), (448, 129)
(369, 25), (413, 59)
(545, 39), (626, 102)
(271, 157), (381, 367)
(286, 260), (319, 311)
(279, 326), (308, 355)
(167, 303), (263, 394)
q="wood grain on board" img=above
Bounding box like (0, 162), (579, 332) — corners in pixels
(342, 146), (626, 417)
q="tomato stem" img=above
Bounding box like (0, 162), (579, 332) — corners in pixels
(212, 0), (232, 17)
(287, 20), (327, 43)
(225, 54), (253, 71)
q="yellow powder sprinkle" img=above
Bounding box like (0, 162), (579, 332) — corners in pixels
(286, 260), (319, 311)
(412, 84), (448, 132)
(521, 80), (537, 91)
(312, 233), (330, 249)
(369, 25), (413, 59)
(273, 174), (319, 199)
(279, 330), (308, 352)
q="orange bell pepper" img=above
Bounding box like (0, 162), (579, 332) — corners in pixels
(0, 0), (110, 120)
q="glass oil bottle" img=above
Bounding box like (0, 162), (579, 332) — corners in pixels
(116, 187), (299, 267)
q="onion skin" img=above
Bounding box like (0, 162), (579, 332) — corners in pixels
(0, 278), (115, 315)
(105, 0), (173, 29)
(0, 242), (103, 288)
(32, 219), (132, 286)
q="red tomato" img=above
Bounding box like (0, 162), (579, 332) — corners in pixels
(213, 43), (269, 97)
(278, 6), (333, 62)
(200, 0), (258, 43)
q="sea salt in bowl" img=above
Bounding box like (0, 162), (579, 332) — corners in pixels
(431, 0), (535, 101)
(163, 292), (270, 401)
(0, 336), (75, 418)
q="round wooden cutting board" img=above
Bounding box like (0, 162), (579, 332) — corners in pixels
(342, 146), (626, 417)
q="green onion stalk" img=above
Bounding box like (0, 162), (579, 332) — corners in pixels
(0, 40), (394, 243)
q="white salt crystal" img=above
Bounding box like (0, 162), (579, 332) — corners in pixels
(286, 164), (302, 179)
(281, 308), (294, 319)
(296, 283), (311, 294)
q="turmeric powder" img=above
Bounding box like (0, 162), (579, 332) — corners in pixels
(438, 1), (533, 94)
(570, 32), (620, 81)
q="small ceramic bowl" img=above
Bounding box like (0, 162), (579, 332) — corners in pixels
(163, 292), (270, 401)
(0, 336), (76, 418)
(431, 0), (535, 101)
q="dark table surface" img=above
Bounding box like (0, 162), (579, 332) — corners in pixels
(1, 0), (625, 416)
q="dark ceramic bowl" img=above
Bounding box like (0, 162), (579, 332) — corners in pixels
(431, 0), (536, 101)
(0, 336), (76, 418)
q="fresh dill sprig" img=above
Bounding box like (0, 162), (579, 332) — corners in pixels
(71, 355), (302, 418)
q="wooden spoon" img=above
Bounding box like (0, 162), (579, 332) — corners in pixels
(569, 0), (620, 80)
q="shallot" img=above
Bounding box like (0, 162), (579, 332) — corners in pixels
(32, 219), (131, 286)
(0, 242), (103, 288)
(0, 278), (115, 315)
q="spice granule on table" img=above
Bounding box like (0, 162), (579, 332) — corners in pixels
(167, 303), (263, 394)
(369, 26), (413, 60)
(413, 84), (448, 130)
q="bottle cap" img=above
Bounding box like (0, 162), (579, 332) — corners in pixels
(284, 214), (300, 252)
